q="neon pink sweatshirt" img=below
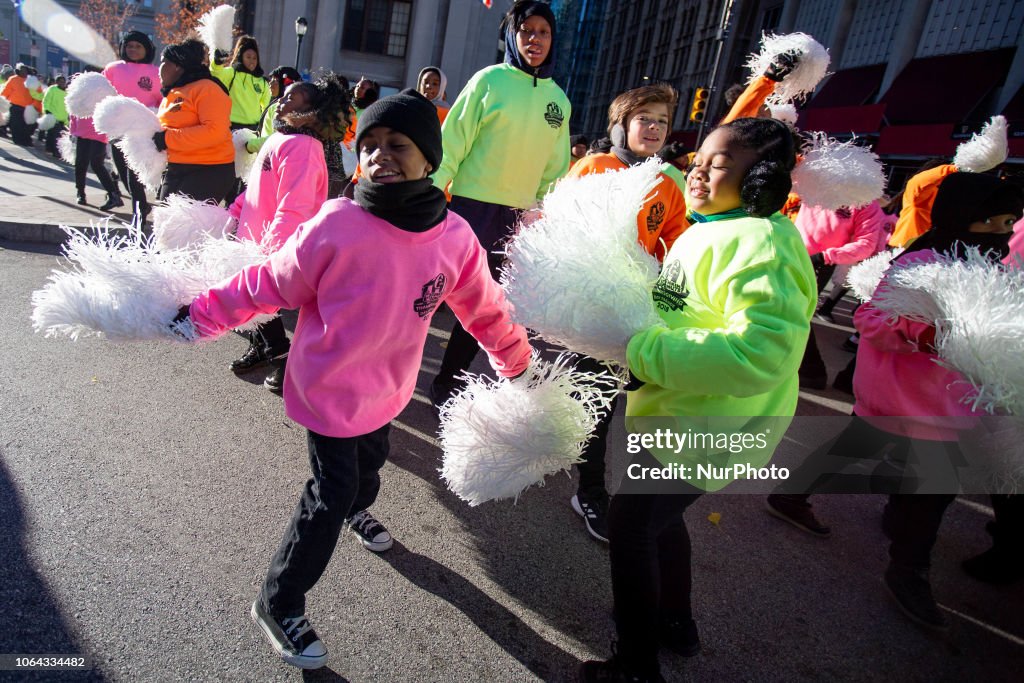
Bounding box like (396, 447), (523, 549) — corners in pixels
(69, 115), (106, 143)
(795, 200), (889, 265)
(102, 61), (161, 108)
(853, 250), (980, 441)
(1003, 216), (1023, 268)
(230, 133), (327, 251)
(189, 199), (532, 437)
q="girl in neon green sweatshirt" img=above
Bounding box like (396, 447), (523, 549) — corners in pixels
(581, 118), (817, 683)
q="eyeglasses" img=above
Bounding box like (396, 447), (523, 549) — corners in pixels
(633, 115), (669, 129)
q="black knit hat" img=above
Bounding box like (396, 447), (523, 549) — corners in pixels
(161, 39), (207, 71)
(355, 88), (443, 172)
(120, 30), (155, 64)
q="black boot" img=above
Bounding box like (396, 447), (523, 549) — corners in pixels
(99, 192), (124, 212)
(76, 189), (87, 206)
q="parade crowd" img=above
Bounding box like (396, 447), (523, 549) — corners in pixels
(4, 1), (1024, 680)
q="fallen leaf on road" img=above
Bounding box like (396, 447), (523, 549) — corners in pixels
(708, 512), (722, 526)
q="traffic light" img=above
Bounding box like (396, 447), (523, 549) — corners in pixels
(689, 87), (709, 123)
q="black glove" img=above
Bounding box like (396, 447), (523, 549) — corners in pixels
(214, 49), (229, 65)
(623, 371), (645, 392)
(765, 51), (799, 82)
(809, 252), (826, 271)
(152, 131), (167, 152)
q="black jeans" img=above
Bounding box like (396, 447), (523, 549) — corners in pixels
(45, 121), (66, 154)
(433, 196), (520, 389)
(609, 489), (702, 677)
(574, 354), (620, 493)
(249, 316), (290, 356)
(110, 144), (148, 221)
(74, 138), (118, 196)
(158, 161), (235, 205)
(8, 105), (32, 145)
(260, 424), (391, 617)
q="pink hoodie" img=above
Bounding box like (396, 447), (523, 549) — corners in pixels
(102, 61), (161, 108)
(230, 132), (327, 251)
(795, 200), (889, 265)
(189, 198), (532, 437)
(1003, 216), (1023, 268)
(69, 115), (107, 143)
(853, 250), (981, 441)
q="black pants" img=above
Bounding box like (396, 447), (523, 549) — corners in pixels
(74, 138), (118, 196)
(9, 105), (33, 146)
(799, 261), (836, 378)
(260, 424), (391, 618)
(248, 316), (290, 356)
(158, 161), (235, 205)
(988, 494), (1024, 552)
(45, 121), (66, 154)
(434, 196), (520, 388)
(574, 354), (620, 493)
(110, 144), (148, 222)
(609, 489), (701, 676)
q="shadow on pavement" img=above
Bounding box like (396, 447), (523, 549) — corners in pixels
(378, 542), (581, 681)
(0, 455), (105, 681)
(301, 666), (351, 682)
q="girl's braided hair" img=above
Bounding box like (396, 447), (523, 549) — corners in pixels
(291, 70), (352, 139)
(719, 117), (801, 217)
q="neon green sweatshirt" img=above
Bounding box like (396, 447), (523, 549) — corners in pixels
(210, 62), (271, 126)
(42, 85), (68, 123)
(432, 63), (571, 209)
(625, 213), (817, 490)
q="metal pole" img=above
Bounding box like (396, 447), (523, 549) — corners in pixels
(295, 35), (304, 72)
(695, 0), (736, 149)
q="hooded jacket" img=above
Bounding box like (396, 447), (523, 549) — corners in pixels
(417, 66), (450, 123)
(795, 201), (890, 265)
(211, 40), (271, 126)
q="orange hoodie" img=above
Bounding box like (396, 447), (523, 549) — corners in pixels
(1, 75), (43, 111)
(158, 79), (233, 165)
(722, 76), (775, 124)
(567, 153), (689, 261)
(888, 164), (958, 247)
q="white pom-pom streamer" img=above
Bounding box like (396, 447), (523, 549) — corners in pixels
(25, 75), (41, 91)
(846, 249), (896, 302)
(197, 5), (236, 55)
(31, 224), (273, 342)
(65, 72), (117, 118)
(745, 32), (830, 104)
(93, 95), (167, 192)
(501, 158), (665, 366)
(439, 353), (619, 506)
(151, 194), (236, 251)
(953, 116), (1008, 173)
(37, 112), (56, 131)
(769, 102), (798, 125)
(23, 105), (39, 125)
(57, 130), (76, 164)
(233, 128), (258, 180)
(792, 133), (885, 210)
(0, 96), (10, 126)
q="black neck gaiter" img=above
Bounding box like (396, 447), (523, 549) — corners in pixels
(354, 178), (448, 232)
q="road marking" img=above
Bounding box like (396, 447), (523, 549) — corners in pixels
(954, 497), (994, 516)
(940, 604), (1024, 646)
(427, 326), (450, 341)
(391, 419), (440, 449)
(798, 391), (854, 413)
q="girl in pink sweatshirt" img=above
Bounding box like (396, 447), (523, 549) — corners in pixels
(225, 73), (345, 392)
(103, 31), (160, 224)
(177, 89), (531, 670)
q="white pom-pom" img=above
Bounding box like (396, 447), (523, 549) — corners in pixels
(197, 5), (236, 55)
(769, 102), (798, 125)
(57, 130), (76, 164)
(233, 128), (258, 180)
(94, 96), (167, 192)
(439, 353), (619, 506)
(37, 112), (56, 131)
(846, 249), (896, 302)
(23, 105), (39, 125)
(953, 116), (1008, 174)
(792, 133), (885, 210)
(745, 32), (830, 104)
(0, 96), (10, 126)
(501, 158), (666, 366)
(24, 75), (40, 91)
(31, 224), (271, 342)
(65, 72), (117, 118)
(151, 194), (236, 251)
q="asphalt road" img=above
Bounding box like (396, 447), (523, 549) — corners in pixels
(2, 240), (1021, 682)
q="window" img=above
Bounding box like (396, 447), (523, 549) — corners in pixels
(342, 0), (412, 58)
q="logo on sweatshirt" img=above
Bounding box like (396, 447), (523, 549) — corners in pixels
(646, 201), (665, 233)
(653, 259), (688, 312)
(414, 273), (447, 319)
(544, 102), (564, 129)
(138, 76), (153, 92)
(261, 154), (272, 172)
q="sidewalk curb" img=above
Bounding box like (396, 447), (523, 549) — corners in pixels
(0, 219), (135, 246)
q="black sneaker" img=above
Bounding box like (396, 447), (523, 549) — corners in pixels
(883, 563), (948, 632)
(660, 616), (700, 657)
(572, 489), (610, 543)
(766, 495), (831, 537)
(230, 343), (272, 373)
(841, 334), (860, 353)
(250, 600), (328, 669)
(264, 358), (286, 395)
(347, 509), (393, 552)
(578, 656), (665, 682)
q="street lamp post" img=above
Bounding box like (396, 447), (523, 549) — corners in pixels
(294, 17), (308, 72)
